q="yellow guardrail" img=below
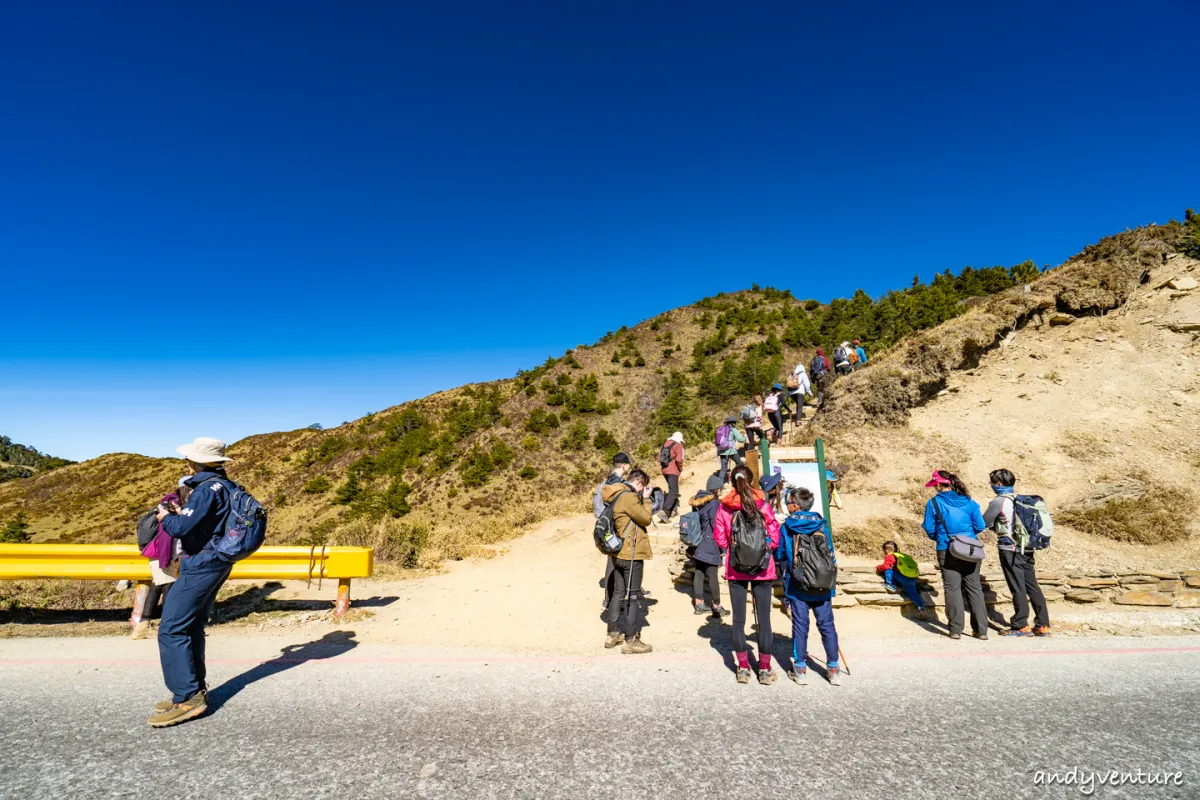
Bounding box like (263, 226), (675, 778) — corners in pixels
(0, 544), (374, 618)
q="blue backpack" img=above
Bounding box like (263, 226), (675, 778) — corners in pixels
(206, 478), (268, 561)
(678, 511), (703, 547)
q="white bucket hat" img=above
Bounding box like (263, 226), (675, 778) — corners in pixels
(671, 431), (684, 443)
(176, 437), (234, 464)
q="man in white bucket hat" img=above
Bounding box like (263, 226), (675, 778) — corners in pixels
(147, 437), (236, 728)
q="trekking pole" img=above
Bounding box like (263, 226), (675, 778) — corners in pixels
(838, 646), (851, 676)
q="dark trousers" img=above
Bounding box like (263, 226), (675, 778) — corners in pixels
(745, 427), (761, 449)
(142, 581), (173, 621)
(718, 453), (743, 482)
(693, 561), (721, 606)
(728, 580), (773, 655)
(604, 558), (645, 640)
(787, 596), (839, 669)
(1000, 549), (1049, 629)
(158, 551), (232, 702)
(662, 473), (680, 518)
(767, 410), (784, 437)
(601, 555), (616, 602)
(937, 550), (987, 637)
(789, 394), (803, 423)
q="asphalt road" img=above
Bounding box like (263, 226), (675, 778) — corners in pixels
(1, 633), (1198, 799)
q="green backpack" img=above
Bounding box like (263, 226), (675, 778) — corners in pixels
(894, 552), (920, 579)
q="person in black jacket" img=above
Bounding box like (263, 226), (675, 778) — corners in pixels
(689, 473), (728, 618)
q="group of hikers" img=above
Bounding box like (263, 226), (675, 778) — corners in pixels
(593, 436), (1055, 684)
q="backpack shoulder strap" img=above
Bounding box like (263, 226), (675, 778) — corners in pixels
(930, 497), (949, 534)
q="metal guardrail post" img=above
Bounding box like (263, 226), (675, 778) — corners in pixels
(335, 579), (352, 618)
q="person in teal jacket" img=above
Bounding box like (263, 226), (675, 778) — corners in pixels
(922, 470), (988, 640)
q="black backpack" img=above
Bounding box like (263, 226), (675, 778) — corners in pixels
(658, 442), (675, 468)
(792, 527), (837, 592)
(136, 509), (160, 549)
(593, 489), (631, 556)
(730, 507), (770, 575)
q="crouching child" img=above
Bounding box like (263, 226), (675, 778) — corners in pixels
(776, 488), (842, 685)
(876, 541), (928, 617)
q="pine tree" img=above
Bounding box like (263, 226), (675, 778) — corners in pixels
(0, 511), (31, 543)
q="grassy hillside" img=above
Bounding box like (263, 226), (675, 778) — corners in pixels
(2, 215), (1194, 567)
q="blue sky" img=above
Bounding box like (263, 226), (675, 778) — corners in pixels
(2, 0), (1196, 462)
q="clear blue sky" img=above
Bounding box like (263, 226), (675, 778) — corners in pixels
(2, 0), (1196, 462)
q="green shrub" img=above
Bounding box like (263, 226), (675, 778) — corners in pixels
(524, 408), (559, 434)
(519, 465), (538, 480)
(332, 473), (363, 505)
(562, 422), (590, 451)
(0, 511), (31, 543)
(302, 476), (331, 494)
(459, 446), (496, 488)
(593, 429), (620, 456)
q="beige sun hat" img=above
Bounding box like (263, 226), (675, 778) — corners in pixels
(176, 437), (234, 464)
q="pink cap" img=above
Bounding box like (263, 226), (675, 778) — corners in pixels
(924, 471), (952, 488)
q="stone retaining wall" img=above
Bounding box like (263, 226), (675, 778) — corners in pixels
(666, 548), (1200, 610)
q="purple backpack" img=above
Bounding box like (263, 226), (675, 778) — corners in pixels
(714, 424), (732, 451)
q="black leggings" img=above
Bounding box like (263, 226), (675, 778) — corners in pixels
(768, 410), (784, 437)
(693, 561), (721, 606)
(728, 580), (773, 655)
(142, 582), (173, 621)
(604, 559), (645, 640)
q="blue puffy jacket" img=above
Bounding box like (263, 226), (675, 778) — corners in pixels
(923, 491), (986, 551)
(776, 511), (835, 602)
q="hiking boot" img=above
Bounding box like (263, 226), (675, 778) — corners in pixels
(147, 690), (208, 728)
(735, 668), (752, 684)
(1033, 625), (1052, 637)
(130, 620), (152, 640)
(604, 630), (624, 649)
(621, 636), (653, 655)
(1002, 626), (1032, 637)
(694, 601), (712, 615)
(757, 669), (778, 686)
(787, 668), (808, 685)
(827, 668), (842, 686)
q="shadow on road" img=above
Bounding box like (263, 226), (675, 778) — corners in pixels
(208, 630), (359, 712)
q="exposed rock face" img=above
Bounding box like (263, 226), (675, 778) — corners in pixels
(1113, 591), (1175, 607)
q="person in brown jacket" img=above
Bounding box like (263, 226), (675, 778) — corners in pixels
(600, 468), (655, 654)
(657, 431), (684, 524)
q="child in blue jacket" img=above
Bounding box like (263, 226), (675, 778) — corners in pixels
(775, 487), (841, 686)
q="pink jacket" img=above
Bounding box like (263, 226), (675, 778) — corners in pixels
(712, 491), (781, 581)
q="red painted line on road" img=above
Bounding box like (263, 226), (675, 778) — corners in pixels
(2, 644), (1200, 668)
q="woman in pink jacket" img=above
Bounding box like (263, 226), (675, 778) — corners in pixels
(713, 465), (782, 685)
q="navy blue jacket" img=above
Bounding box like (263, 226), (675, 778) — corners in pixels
(776, 511), (835, 602)
(162, 468), (232, 557)
(690, 491), (723, 566)
(923, 491), (986, 551)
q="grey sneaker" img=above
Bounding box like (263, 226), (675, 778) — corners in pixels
(827, 668), (842, 686)
(694, 602), (712, 615)
(787, 668), (809, 685)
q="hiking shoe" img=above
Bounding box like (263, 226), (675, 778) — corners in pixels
(758, 669), (778, 686)
(604, 631), (624, 649)
(621, 636), (653, 655)
(130, 620), (152, 640)
(710, 604), (729, 618)
(974, 633), (989, 641)
(884, 584), (898, 594)
(787, 668), (808, 685)
(1002, 626), (1032, 637)
(1033, 625), (1052, 637)
(735, 668), (752, 684)
(949, 632), (962, 640)
(827, 668), (842, 686)
(153, 698), (174, 712)
(694, 602), (712, 616)
(147, 690), (208, 728)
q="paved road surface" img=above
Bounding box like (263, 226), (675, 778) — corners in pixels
(2, 634), (1197, 799)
